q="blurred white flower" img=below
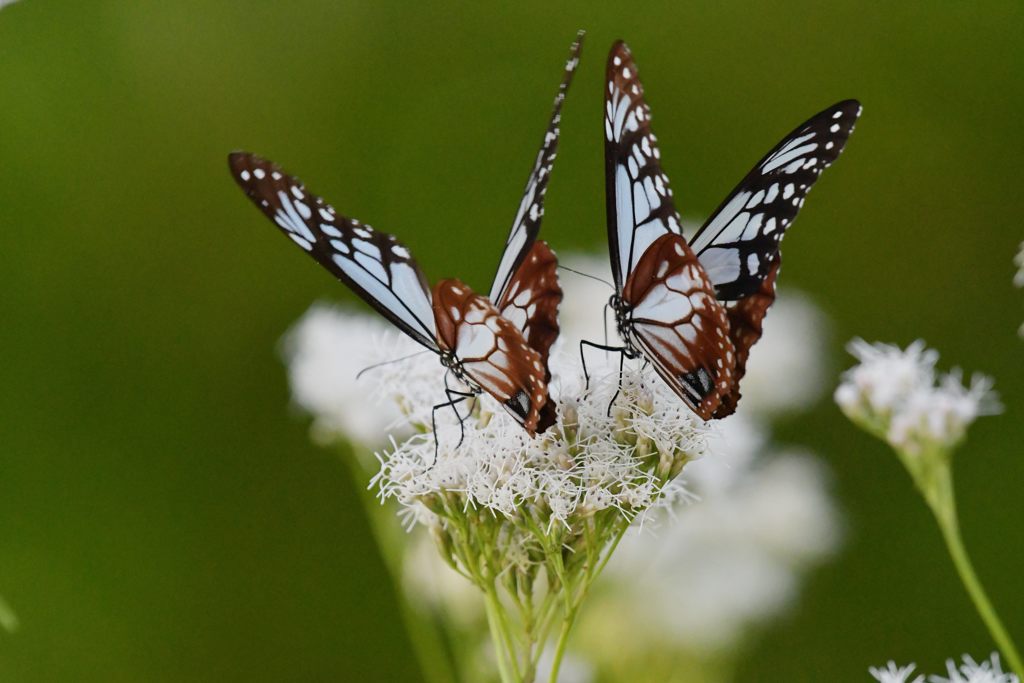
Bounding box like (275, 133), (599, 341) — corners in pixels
(0, 1), (20, 10)
(1014, 242), (1024, 289)
(598, 426), (840, 653)
(280, 303), (417, 448)
(402, 529), (481, 627)
(836, 339), (1000, 454)
(536, 647), (595, 683)
(1016, 242), (1024, 337)
(930, 653), (1020, 683)
(870, 661), (925, 683)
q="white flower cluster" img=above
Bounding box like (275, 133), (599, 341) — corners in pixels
(835, 339), (1000, 455)
(870, 653), (1019, 683)
(372, 347), (706, 534)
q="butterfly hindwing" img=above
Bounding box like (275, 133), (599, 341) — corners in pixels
(622, 233), (735, 419)
(712, 256), (780, 418)
(228, 152), (439, 351)
(690, 100), (862, 301)
(604, 40), (684, 292)
(494, 241), (561, 432)
(433, 279), (548, 434)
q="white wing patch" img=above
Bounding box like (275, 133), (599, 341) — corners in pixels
(689, 100), (862, 300)
(229, 152), (439, 351)
(605, 42), (682, 291)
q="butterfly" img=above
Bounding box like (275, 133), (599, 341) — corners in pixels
(591, 40), (860, 419)
(228, 33), (582, 436)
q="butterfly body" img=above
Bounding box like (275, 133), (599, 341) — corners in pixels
(598, 40), (860, 419)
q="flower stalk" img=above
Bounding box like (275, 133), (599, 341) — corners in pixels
(837, 339), (1020, 676)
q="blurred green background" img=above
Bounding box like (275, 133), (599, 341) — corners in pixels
(1, 1), (1022, 680)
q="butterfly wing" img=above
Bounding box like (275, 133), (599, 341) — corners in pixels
(494, 241), (561, 379)
(433, 279), (548, 435)
(691, 100), (860, 415)
(690, 100), (862, 301)
(712, 256), (780, 418)
(488, 31), (582, 305)
(228, 152), (439, 351)
(604, 40), (684, 293)
(493, 241), (560, 432)
(622, 233), (735, 420)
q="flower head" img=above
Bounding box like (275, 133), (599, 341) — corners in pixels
(870, 661), (925, 683)
(836, 339), (1000, 455)
(930, 653), (1020, 683)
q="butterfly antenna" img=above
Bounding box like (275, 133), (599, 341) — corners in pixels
(557, 265), (615, 290)
(356, 349), (431, 380)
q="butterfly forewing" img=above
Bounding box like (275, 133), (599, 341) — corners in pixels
(228, 152), (439, 351)
(433, 279), (548, 434)
(604, 40), (684, 292)
(622, 233), (735, 419)
(489, 32), (582, 306)
(690, 100), (862, 301)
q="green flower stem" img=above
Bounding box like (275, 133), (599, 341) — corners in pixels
(912, 452), (1024, 676)
(483, 586), (518, 683)
(545, 519), (630, 683)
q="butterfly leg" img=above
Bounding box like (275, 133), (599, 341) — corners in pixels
(579, 339), (627, 410)
(429, 392), (474, 467)
(442, 370), (479, 451)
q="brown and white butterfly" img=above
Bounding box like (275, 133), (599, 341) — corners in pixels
(595, 40), (860, 419)
(227, 34), (581, 435)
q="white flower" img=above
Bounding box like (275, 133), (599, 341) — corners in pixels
(929, 653), (1020, 683)
(280, 303), (418, 448)
(870, 653), (1019, 683)
(870, 661), (925, 683)
(888, 373), (999, 455)
(835, 339), (939, 420)
(836, 339), (1000, 454)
